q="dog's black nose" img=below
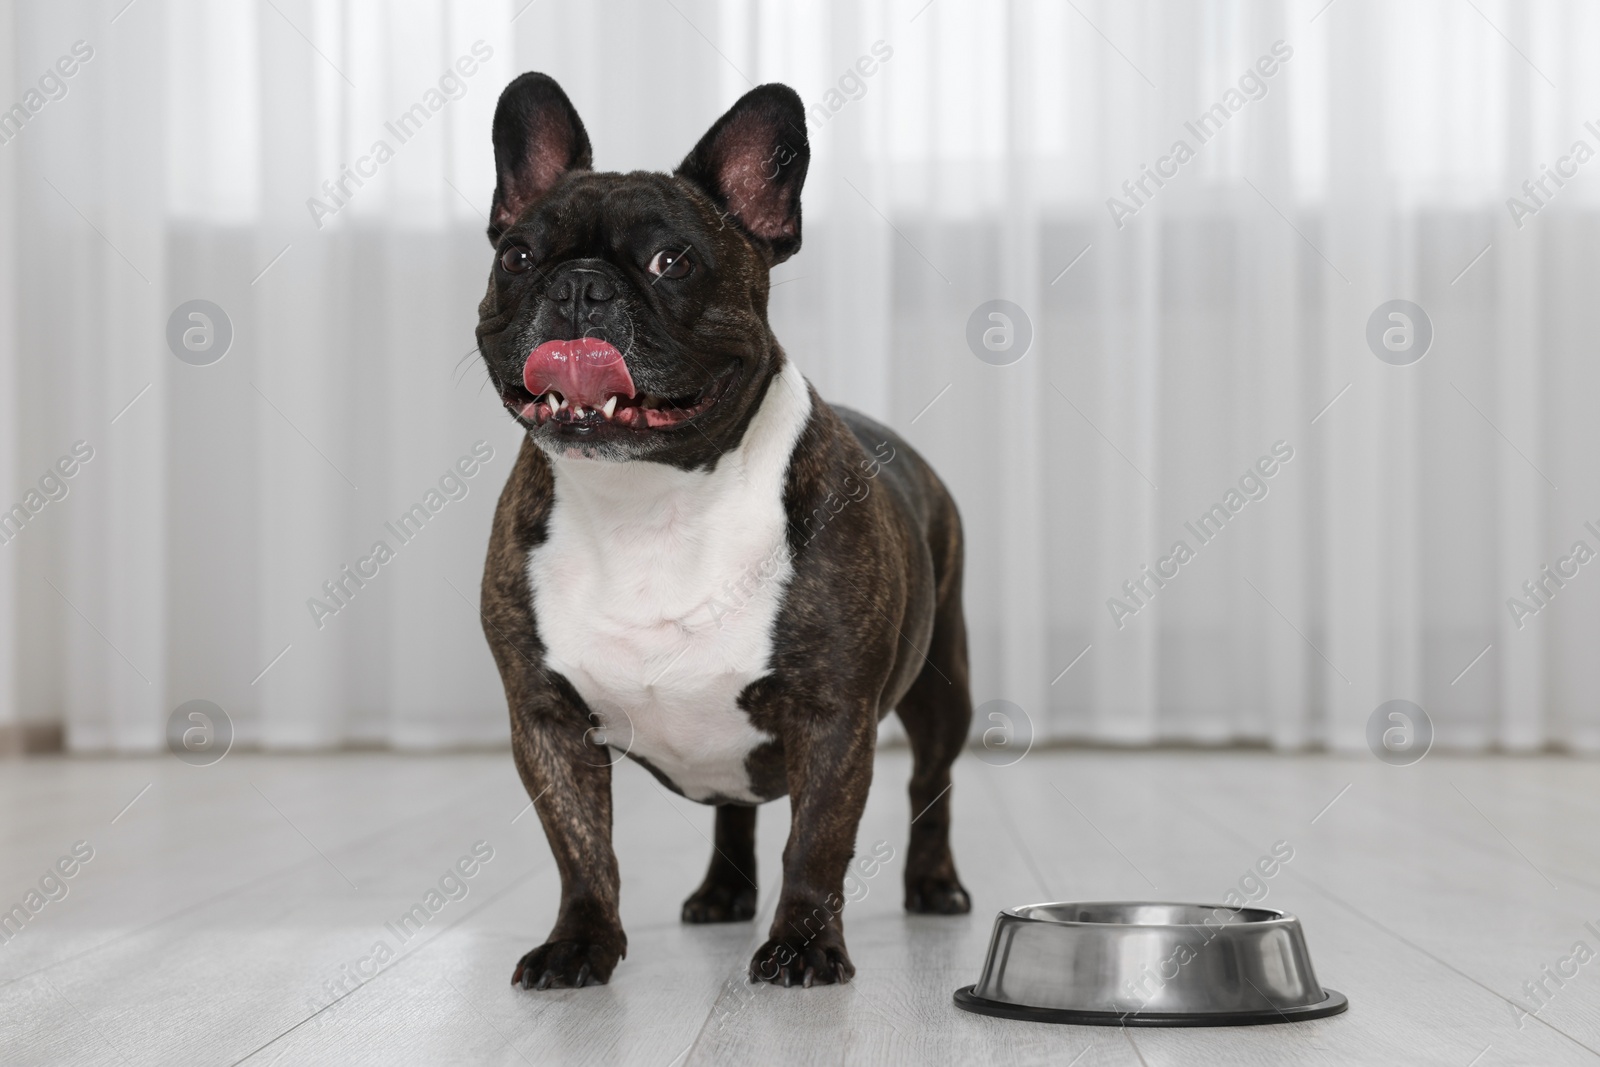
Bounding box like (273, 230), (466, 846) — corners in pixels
(547, 267), (616, 327)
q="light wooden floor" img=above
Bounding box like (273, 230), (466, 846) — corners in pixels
(1, 747), (1598, 1066)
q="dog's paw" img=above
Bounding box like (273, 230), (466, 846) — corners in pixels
(747, 937), (855, 988)
(905, 874), (971, 915)
(511, 939), (621, 990)
(682, 880), (758, 923)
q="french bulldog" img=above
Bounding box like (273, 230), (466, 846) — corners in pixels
(475, 72), (972, 990)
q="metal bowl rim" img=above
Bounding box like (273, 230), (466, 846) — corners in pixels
(952, 984), (1349, 1027)
(998, 900), (1300, 929)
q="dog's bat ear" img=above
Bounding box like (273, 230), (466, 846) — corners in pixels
(676, 84), (810, 265)
(488, 73), (592, 244)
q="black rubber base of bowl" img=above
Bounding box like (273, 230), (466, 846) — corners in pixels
(953, 986), (1348, 1027)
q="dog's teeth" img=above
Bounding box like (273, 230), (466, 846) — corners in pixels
(573, 405), (586, 417)
(602, 396), (617, 419)
(545, 391), (563, 412)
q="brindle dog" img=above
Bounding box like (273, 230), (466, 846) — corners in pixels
(474, 72), (972, 990)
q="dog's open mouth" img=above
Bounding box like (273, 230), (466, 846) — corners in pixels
(503, 338), (734, 432)
(520, 382), (729, 430)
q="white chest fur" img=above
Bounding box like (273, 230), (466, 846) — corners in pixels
(526, 361), (812, 802)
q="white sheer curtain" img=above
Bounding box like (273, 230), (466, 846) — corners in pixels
(3, 0), (1597, 754)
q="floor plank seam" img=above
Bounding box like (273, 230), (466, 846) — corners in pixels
(977, 770), (1055, 900)
(1284, 867), (1600, 1062)
(228, 860), (548, 1066)
(679, 882), (786, 1064)
(0, 777), (506, 994)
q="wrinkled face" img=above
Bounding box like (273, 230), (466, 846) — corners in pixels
(474, 74), (809, 469)
(477, 173), (768, 466)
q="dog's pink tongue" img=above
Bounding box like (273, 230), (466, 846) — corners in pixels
(523, 339), (634, 406)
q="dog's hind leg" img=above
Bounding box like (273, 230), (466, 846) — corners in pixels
(894, 551), (973, 915)
(681, 804), (759, 922)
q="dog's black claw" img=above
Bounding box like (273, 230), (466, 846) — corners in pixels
(511, 938), (622, 991)
(748, 936), (855, 988)
(905, 875), (972, 915)
(681, 881), (758, 924)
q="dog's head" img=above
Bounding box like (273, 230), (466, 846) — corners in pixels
(475, 73), (809, 468)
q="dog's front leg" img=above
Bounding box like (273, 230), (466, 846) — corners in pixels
(509, 699), (626, 990)
(748, 701), (876, 987)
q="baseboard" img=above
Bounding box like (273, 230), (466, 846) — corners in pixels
(0, 722), (65, 756)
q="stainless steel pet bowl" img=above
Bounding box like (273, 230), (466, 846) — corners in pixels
(954, 902), (1347, 1026)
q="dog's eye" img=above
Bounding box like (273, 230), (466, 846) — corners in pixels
(648, 248), (693, 280)
(500, 245), (533, 275)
